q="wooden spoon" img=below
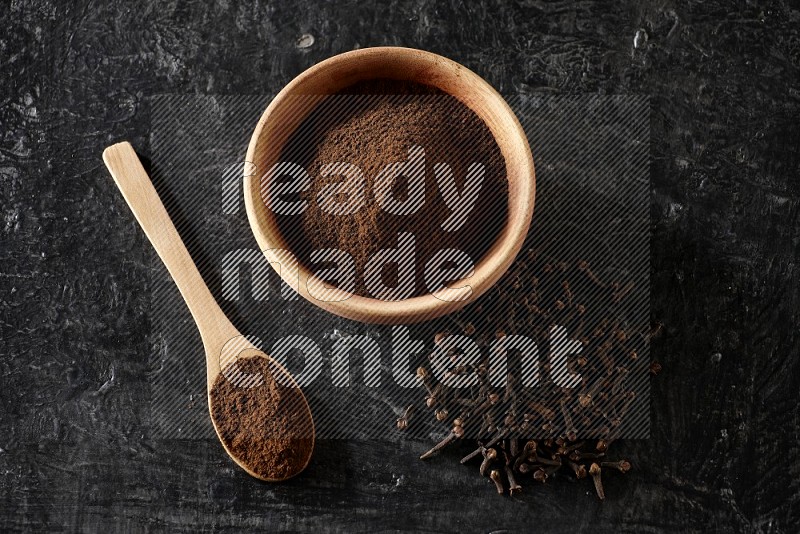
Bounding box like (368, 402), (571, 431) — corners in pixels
(102, 141), (314, 481)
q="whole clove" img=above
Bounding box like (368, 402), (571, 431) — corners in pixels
(533, 468), (548, 484)
(396, 404), (415, 431)
(567, 459), (587, 479)
(419, 431), (458, 460)
(505, 465), (522, 495)
(479, 448), (497, 477)
(589, 463), (605, 500)
(601, 459), (631, 473)
(489, 469), (504, 494)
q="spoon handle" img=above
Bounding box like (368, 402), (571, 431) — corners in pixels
(102, 141), (234, 355)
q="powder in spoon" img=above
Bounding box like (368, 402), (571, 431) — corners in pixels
(274, 79), (508, 298)
(209, 356), (314, 480)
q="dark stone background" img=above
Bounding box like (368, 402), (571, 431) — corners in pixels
(1, 0), (798, 531)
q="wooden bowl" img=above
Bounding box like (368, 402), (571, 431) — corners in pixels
(243, 47), (535, 324)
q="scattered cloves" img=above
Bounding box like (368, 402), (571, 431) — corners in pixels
(410, 253), (648, 500)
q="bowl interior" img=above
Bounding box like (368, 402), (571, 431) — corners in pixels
(244, 47), (534, 324)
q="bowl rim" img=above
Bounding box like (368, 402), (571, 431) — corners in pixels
(243, 46), (535, 324)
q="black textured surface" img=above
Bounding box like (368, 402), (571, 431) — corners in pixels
(1, 1), (799, 532)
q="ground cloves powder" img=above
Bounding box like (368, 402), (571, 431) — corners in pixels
(209, 356), (313, 480)
(274, 79), (509, 298)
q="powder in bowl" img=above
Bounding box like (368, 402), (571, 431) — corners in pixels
(272, 78), (508, 299)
